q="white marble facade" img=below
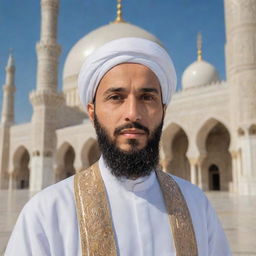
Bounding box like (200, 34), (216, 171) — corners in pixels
(0, 0), (256, 195)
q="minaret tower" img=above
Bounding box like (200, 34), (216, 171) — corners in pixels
(225, 0), (256, 194)
(0, 53), (16, 188)
(29, 0), (64, 191)
(1, 52), (15, 125)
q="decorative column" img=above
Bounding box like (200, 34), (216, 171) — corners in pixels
(159, 144), (170, 173)
(160, 158), (170, 173)
(230, 150), (238, 192)
(225, 0), (256, 195)
(29, 0), (64, 191)
(188, 158), (198, 185)
(0, 53), (16, 189)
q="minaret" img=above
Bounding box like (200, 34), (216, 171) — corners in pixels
(34, 0), (61, 92)
(225, 0), (256, 195)
(0, 53), (16, 188)
(29, 0), (64, 191)
(1, 52), (16, 125)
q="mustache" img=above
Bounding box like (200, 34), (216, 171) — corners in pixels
(114, 122), (150, 136)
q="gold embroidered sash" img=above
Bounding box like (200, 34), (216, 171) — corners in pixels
(156, 169), (198, 256)
(74, 162), (198, 256)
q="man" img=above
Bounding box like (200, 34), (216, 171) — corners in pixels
(5, 37), (231, 255)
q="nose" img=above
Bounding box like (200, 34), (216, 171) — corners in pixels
(124, 96), (142, 122)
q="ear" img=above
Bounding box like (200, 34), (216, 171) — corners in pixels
(87, 103), (95, 122)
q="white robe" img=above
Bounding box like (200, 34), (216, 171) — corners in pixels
(5, 157), (231, 256)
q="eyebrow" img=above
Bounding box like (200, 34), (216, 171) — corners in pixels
(103, 87), (159, 96)
(138, 88), (159, 94)
(103, 87), (126, 96)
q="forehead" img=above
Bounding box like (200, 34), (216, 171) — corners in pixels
(96, 63), (161, 93)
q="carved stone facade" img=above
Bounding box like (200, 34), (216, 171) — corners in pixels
(0, 0), (255, 195)
(225, 0), (256, 194)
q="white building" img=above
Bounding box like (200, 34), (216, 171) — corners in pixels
(0, 0), (255, 195)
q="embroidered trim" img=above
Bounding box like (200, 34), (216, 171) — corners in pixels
(74, 162), (198, 256)
(74, 162), (117, 256)
(156, 169), (198, 256)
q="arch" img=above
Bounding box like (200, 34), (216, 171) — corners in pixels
(162, 123), (190, 180)
(88, 142), (100, 166)
(56, 142), (76, 182)
(81, 138), (100, 169)
(56, 142), (72, 165)
(162, 122), (188, 160)
(200, 121), (232, 191)
(196, 118), (229, 156)
(12, 146), (30, 189)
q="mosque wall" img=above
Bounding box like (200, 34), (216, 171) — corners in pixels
(56, 122), (98, 175)
(0, 125), (10, 188)
(164, 82), (231, 152)
(225, 0), (256, 194)
(5, 123), (32, 189)
(161, 82), (233, 190)
(55, 104), (86, 129)
(9, 125), (32, 166)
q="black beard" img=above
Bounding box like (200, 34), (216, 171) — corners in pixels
(94, 114), (163, 179)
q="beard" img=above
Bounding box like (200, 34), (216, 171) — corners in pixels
(94, 113), (163, 179)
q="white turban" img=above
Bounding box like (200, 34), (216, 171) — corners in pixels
(78, 37), (177, 107)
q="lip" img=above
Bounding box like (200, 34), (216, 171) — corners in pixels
(119, 129), (146, 138)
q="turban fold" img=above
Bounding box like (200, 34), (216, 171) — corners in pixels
(78, 37), (177, 107)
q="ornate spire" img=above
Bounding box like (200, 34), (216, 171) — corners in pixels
(1, 51), (16, 125)
(197, 32), (202, 61)
(113, 0), (125, 23)
(7, 49), (15, 68)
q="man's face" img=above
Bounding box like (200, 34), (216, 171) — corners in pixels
(88, 63), (165, 152)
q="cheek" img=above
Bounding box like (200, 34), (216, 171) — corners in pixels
(95, 109), (117, 135)
(146, 108), (163, 125)
(96, 103), (123, 123)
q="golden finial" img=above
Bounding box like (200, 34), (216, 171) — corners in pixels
(197, 32), (202, 61)
(113, 0), (125, 23)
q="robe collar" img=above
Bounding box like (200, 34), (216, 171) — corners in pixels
(99, 156), (156, 192)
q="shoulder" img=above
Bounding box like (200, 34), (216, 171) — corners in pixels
(166, 174), (232, 254)
(169, 174), (207, 203)
(166, 173), (212, 218)
(6, 177), (80, 255)
(30, 175), (74, 202)
(13, 176), (77, 244)
(22, 176), (75, 220)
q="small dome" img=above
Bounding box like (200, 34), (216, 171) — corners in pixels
(63, 22), (161, 92)
(182, 60), (219, 90)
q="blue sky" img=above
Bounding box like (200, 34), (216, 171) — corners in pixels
(0, 0), (225, 124)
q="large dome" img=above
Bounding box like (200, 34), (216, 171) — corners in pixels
(63, 22), (161, 92)
(182, 60), (219, 90)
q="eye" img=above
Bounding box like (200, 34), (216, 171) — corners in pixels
(107, 94), (124, 101)
(141, 94), (155, 101)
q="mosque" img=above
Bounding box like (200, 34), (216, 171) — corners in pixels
(0, 0), (255, 195)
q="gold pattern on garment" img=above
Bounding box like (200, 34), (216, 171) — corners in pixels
(74, 162), (117, 256)
(156, 168), (198, 256)
(74, 162), (198, 256)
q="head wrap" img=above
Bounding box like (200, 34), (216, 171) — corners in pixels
(78, 37), (177, 107)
